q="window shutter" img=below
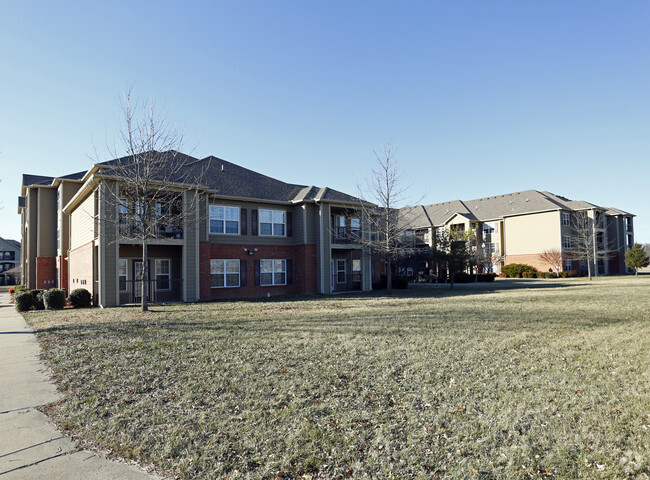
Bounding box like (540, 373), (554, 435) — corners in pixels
(240, 208), (247, 235)
(251, 209), (258, 236)
(254, 259), (260, 286)
(240, 259), (247, 286)
(286, 259), (293, 284)
(286, 211), (293, 237)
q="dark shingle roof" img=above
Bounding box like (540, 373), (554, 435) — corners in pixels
(95, 151), (363, 204)
(410, 189), (632, 227)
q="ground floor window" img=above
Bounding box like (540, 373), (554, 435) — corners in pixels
(564, 260), (572, 271)
(336, 259), (346, 283)
(118, 259), (128, 291)
(211, 259), (240, 288)
(261, 259), (286, 286)
(155, 259), (171, 290)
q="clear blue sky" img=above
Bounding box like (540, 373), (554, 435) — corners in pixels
(1, 1), (649, 242)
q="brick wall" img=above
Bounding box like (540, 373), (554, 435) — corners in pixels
(505, 253), (554, 272)
(68, 242), (94, 297)
(35, 257), (56, 289)
(199, 241), (318, 300)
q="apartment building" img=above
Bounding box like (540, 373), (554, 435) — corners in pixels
(398, 190), (635, 278)
(0, 237), (21, 285)
(19, 151), (374, 307)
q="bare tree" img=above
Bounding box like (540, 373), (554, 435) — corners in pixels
(539, 249), (563, 275)
(98, 88), (205, 311)
(356, 144), (420, 292)
(563, 210), (614, 280)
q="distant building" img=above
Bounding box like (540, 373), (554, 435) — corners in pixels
(398, 190), (635, 279)
(0, 237), (21, 285)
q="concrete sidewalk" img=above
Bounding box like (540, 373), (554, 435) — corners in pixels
(0, 292), (164, 479)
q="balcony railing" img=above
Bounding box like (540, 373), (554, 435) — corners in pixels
(331, 227), (362, 244)
(119, 223), (183, 239)
(118, 278), (183, 305)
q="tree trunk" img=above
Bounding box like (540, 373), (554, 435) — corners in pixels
(141, 241), (148, 312)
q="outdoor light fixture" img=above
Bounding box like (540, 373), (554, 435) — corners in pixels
(243, 247), (258, 256)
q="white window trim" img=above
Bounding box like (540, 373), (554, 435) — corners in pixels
(260, 259), (287, 286)
(118, 258), (128, 292)
(155, 259), (171, 292)
(336, 259), (346, 284)
(562, 212), (570, 227)
(209, 205), (240, 235)
(211, 259), (241, 288)
(259, 208), (286, 237)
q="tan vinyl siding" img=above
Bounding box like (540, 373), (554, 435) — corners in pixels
(36, 188), (57, 257)
(70, 191), (97, 250)
(504, 211), (561, 255)
(320, 203), (332, 294)
(27, 189), (38, 287)
(59, 182), (82, 256)
(99, 182), (118, 307)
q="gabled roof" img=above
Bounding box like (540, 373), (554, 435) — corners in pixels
(0, 237), (20, 250)
(96, 151), (364, 205)
(410, 189), (634, 228)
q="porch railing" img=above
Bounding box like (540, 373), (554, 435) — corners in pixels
(331, 228), (362, 244)
(119, 278), (183, 305)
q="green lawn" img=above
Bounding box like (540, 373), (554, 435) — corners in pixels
(26, 277), (650, 479)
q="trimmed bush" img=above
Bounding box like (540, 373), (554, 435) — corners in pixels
(453, 271), (473, 283)
(522, 271), (536, 278)
(501, 263), (537, 278)
(43, 288), (66, 310)
(14, 291), (34, 312)
(69, 288), (92, 308)
(32, 290), (45, 310)
(476, 273), (497, 282)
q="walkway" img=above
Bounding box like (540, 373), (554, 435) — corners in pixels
(0, 292), (164, 479)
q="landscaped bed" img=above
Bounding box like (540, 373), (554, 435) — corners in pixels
(25, 277), (650, 479)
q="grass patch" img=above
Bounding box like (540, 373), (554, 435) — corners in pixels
(27, 277), (650, 479)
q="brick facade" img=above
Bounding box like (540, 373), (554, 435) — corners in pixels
(505, 253), (556, 273)
(35, 256), (56, 289)
(56, 255), (69, 292)
(68, 242), (94, 298)
(199, 241), (318, 301)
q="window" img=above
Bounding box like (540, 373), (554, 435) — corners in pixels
(210, 205), (240, 234)
(211, 259), (240, 288)
(562, 212), (570, 226)
(336, 259), (346, 283)
(350, 217), (361, 239)
(334, 215), (346, 238)
(259, 209), (286, 236)
(261, 259), (286, 285)
(625, 217), (633, 232)
(564, 260), (572, 272)
(155, 259), (171, 291)
(563, 235), (571, 249)
(118, 259), (128, 292)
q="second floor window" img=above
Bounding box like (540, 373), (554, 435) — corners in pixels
(562, 212), (570, 226)
(259, 209), (285, 236)
(210, 205), (240, 234)
(563, 235), (571, 249)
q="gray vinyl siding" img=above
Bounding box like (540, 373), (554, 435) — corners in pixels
(27, 189), (38, 287)
(36, 188), (57, 258)
(184, 191), (198, 301)
(99, 182), (118, 307)
(320, 203), (332, 294)
(206, 200), (302, 246)
(305, 203), (321, 245)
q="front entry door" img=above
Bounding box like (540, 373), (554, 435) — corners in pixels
(133, 260), (151, 301)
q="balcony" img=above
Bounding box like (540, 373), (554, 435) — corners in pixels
(331, 227), (361, 244)
(118, 278), (183, 305)
(119, 223), (183, 239)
